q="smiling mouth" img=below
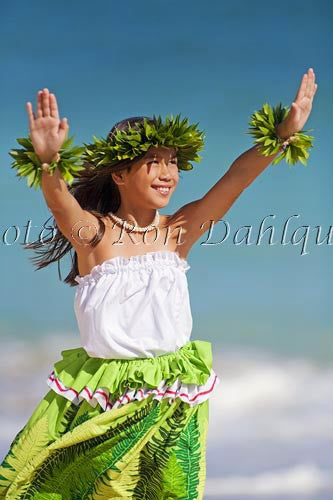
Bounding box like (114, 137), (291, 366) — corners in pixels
(151, 186), (171, 195)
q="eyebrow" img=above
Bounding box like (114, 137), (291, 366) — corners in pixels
(145, 152), (178, 159)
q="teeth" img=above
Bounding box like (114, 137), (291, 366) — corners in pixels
(153, 186), (170, 194)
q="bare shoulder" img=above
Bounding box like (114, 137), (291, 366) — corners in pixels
(74, 213), (123, 276)
(165, 200), (206, 257)
(49, 197), (107, 255)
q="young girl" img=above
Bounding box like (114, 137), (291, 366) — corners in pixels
(0, 68), (317, 499)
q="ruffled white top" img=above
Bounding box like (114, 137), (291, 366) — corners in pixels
(74, 250), (193, 359)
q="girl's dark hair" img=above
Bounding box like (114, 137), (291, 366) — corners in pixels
(23, 116), (156, 287)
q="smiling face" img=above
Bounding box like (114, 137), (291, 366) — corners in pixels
(111, 145), (179, 210)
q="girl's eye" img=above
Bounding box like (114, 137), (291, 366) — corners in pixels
(149, 159), (177, 165)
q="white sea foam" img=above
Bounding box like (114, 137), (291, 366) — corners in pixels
(204, 463), (333, 496)
(208, 346), (333, 441)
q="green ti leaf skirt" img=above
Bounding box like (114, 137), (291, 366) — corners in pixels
(0, 339), (220, 499)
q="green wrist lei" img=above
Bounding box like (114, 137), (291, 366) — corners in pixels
(246, 102), (314, 166)
(9, 136), (85, 190)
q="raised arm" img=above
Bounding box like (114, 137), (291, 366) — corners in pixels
(171, 68), (318, 251)
(26, 89), (99, 250)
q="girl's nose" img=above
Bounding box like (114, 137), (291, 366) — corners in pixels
(160, 159), (171, 173)
(161, 164), (172, 179)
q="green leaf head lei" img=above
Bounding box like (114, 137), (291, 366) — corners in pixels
(9, 113), (206, 189)
(81, 113), (206, 172)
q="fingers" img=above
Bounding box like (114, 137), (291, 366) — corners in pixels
(50, 93), (60, 120)
(35, 88), (61, 120)
(305, 68), (315, 98)
(37, 90), (43, 118)
(59, 117), (69, 143)
(294, 74), (306, 102)
(295, 68), (316, 102)
(26, 102), (36, 130)
(42, 88), (50, 116)
(59, 117), (69, 130)
(27, 87), (61, 137)
(304, 74), (311, 98)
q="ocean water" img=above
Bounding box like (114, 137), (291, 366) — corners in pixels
(0, 333), (332, 499)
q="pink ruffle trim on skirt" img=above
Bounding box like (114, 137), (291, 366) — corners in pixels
(47, 369), (220, 411)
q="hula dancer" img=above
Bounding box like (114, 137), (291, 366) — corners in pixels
(0, 67), (317, 499)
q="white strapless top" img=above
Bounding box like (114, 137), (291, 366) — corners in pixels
(74, 250), (193, 359)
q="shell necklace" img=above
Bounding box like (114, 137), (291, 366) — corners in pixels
(108, 210), (160, 233)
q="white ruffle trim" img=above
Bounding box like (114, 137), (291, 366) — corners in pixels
(74, 250), (190, 286)
(46, 369), (221, 411)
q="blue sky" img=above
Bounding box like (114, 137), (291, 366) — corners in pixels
(1, 0), (332, 361)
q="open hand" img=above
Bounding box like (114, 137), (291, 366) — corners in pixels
(276, 67), (318, 140)
(26, 88), (69, 164)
